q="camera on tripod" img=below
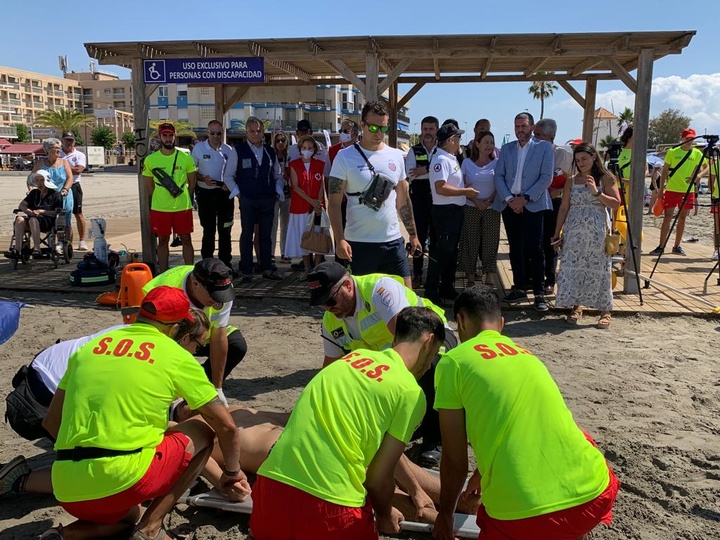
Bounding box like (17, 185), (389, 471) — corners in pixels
(606, 140), (624, 163)
(700, 134), (719, 146)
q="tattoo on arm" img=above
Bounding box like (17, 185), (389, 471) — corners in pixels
(328, 176), (345, 195)
(398, 202), (417, 236)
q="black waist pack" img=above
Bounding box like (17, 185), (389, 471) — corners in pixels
(359, 172), (395, 211)
(69, 253), (116, 287)
(5, 365), (49, 441)
(151, 167), (183, 198)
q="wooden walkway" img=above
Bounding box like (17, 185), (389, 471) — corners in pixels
(1, 221), (719, 317)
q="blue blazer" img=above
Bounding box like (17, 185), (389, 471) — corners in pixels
(493, 137), (554, 213)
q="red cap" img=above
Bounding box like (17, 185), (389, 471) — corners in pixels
(139, 286), (194, 323)
(681, 128), (696, 140)
(569, 138), (583, 146)
(158, 123), (175, 135)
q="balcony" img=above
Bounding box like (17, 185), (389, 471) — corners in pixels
(0, 105), (13, 113)
(54, 90), (64, 97)
(32, 101), (44, 108)
(31, 86), (43, 94)
(112, 93), (126, 99)
(9, 114), (22, 122)
(1, 82), (20, 90)
(0, 125), (18, 138)
(6, 98), (21, 106)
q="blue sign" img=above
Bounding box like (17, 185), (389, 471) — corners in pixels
(143, 57), (264, 84)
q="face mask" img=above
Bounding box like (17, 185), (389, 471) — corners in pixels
(339, 132), (353, 143)
(301, 149), (314, 160)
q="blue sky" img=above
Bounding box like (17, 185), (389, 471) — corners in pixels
(2, 1), (717, 146)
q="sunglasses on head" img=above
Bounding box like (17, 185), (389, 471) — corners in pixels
(323, 283), (343, 307)
(365, 123), (390, 134)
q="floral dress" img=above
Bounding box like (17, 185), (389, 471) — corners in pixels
(555, 182), (613, 311)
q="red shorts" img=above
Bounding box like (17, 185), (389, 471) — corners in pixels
(663, 191), (694, 211)
(476, 433), (620, 540)
(150, 209), (194, 236)
(711, 201), (720, 214)
(60, 431), (192, 524)
(250, 476), (378, 540)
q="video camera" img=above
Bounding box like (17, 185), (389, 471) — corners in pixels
(606, 140), (624, 163)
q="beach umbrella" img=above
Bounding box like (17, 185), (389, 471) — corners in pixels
(647, 154), (664, 168)
(0, 301), (24, 345)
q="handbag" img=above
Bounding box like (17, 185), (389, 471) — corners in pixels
(301, 210), (333, 254)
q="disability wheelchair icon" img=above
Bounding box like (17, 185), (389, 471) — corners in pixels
(4, 207), (73, 269)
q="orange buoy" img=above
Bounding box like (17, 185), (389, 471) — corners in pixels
(119, 263), (154, 324)
(96, 291), (120, 307)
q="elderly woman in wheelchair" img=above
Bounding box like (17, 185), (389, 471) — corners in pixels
(9, 170), (63, 260)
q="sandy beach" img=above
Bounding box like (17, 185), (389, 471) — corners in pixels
(0, 170), (718, 539)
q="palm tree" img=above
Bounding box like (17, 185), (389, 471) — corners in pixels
(617, 107), (634, 131)
(35, 108), (94, 133)
(148, 120), (196, 137)
(528, 72), (558, 120)
(598, 134), (617, 158)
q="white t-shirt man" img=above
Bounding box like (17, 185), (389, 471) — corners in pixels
(191, 139), (238, 193)
(61, 148), (87, 184)
(329, 143), (407, 243)
(429, 148), (466, 206)
(31, 325), (126, 394)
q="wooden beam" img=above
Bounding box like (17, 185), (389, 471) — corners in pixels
(223, 86), (251, 114)
(570, 57), (603, 77)
(397, 82), (425, 110)
(625, 48), (654, 294)
(388, 81), (398, 147)
(214, 84), (224, 122)
(130, 58), (156, 272)
(144, 84), (159, 100)
(248, 41), (311, 82)
(602, 55), (638, 93)
(581, 77), (597, 144)
(326, 59), (366, 95)
(193, 41), (220, 57)
(365, 53), (379, 101)
(558, 81), (585, 109)
(433, 58), (441, 81)
(378, 58), (413, 95)
(523, 56), (549, 78)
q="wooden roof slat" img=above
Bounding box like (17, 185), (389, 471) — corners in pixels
(85, 31), (695, 84)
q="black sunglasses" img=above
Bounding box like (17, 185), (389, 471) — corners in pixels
(339, 129), (351, 134)
(323, 283), (343, 307)
(276, 138), (287, 143)
(208, 131), (223, 136)
(365, 123), (390, 134)
(193, 337), (205, 348)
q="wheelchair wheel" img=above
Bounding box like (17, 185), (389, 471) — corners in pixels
(63, 243), (73, 264)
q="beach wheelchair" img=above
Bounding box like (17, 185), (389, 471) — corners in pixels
(4, 207), (73, 269)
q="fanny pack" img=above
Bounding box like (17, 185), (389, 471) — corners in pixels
(346, 143), (395, 212)
(56, 446), (143, 461)
(151, 151), (183, 198)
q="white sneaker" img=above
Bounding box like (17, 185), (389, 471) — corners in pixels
(55, 244), (63, 255)
(78, 240), (87, 251)
(712, 250), (719, 261)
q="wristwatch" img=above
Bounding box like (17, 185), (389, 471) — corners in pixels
(593, 191), (601, 198)
(523, 194), (531, 202)
(222, 466), (241, 477)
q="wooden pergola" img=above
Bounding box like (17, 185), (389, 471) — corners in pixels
(85, 31), (695, 293)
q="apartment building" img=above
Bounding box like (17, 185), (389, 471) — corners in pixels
(0, 65), (134, 142)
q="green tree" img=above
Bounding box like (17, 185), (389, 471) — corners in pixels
(121, 131), (136, 150)
(71, 127), (85, 147)
(148, 120), (195, 137)
(35, 108), (94, 133)
(617, 107), (634, 130)
(90, 125), (117, 150)
(598, 135), (617, 157)
(14, 123), (29, 142)
(648, 109), (692, 148)
(528, 72), (559, 120)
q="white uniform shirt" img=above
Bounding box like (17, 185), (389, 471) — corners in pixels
(192, 140), (238, 193)
(429, 148), (465, 206)
(329, 143), (407, 243)
(31, 325), (126, 394)
(60, 148), (87, 184)
(510, 141), (531, 195)
(321, 277), (409, 358)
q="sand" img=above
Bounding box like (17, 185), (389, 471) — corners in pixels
(0, 170), (718, 539)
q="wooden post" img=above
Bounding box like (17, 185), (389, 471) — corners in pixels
(624, 48), (654, 294)
(214, 84), (225, 125)
(131, 58), (156, 271)
(581, 76), (597, 144)
(389, 81), (398, 147)
(365, 53), (379, 101)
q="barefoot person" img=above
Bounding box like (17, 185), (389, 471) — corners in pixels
(433, 286), (620, 540)
(37, 287), (250, 540)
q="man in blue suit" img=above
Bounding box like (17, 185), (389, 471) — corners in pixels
(493, 112), (554, 311)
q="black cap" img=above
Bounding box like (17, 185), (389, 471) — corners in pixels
(296, 119), (312, 132)
(61, 131), (75, 140)
(436, 123), (465, 144)
(307, 261), (347, 306)
(193, 259), (234, 303)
